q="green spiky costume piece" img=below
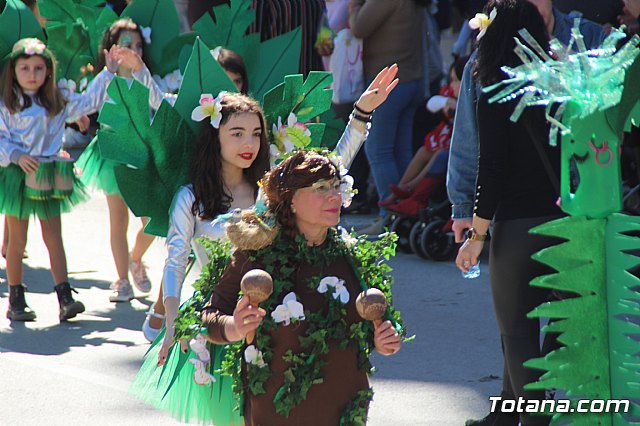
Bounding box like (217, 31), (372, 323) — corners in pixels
(487, 24), (640, 425)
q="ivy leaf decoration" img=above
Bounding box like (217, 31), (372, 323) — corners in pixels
(121, 0), (180, 76)
(45, 22), (93, 81)
(173, 37), (238, 131)
(191, 0), (302, 100)
(97, 77), (195, 236)
(0, 0), (44, 63)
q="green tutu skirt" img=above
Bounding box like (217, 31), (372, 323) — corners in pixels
(76, 136), (121, 196)
(0, 163), (88, 220)
(130, 328), (243, 426)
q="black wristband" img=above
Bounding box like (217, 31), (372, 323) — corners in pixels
(353, 102), (374, 115)
(350, 112), (372, 123)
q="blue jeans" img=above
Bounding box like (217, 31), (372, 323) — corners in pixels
(365, 79), (424, 215)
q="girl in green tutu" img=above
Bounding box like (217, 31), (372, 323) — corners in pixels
(0, 38), (119, 322)
(77, 19), (173, 304)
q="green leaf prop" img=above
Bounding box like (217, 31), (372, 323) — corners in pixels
(318, 110), (348, 151)
(39, 0), (117, 67)
(262, 71), (333, 147)
(45, 22), (93, 81)
(97, 77), (195, 237)
(191, 0), (302, 100)
(0, 0), (44, 62)
(191, 0), (254, 49)
(121, 0), (180, 76)
(172, 37), (238, 132)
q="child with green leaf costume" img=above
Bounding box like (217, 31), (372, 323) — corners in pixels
(0, 38), (119, 323)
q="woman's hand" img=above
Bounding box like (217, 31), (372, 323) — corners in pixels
(116, 47), (144, 73)
(374, 320), (401, 356)
(104, 45), (122, 74)
(455, 239), (484, 274)
(354, 64), (400, 114)
(18, 154), (39, 174)
(225, 295), (266, 342)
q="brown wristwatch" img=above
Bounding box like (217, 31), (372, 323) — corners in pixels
(466, 227), (489, 242)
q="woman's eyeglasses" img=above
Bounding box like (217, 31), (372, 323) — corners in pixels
(307, 179), (343, 194)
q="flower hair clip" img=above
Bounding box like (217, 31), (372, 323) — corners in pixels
(191, 92), (226, 128)
(469, 8), (497, 41)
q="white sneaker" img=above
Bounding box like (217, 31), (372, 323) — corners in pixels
(129, 257), (151, 293)
(142, 304), (165, 343)
(109, 279), (134, 302)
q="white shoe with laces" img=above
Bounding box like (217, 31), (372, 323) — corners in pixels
(142, 304), (165, 343)
(109, 278), (134, 302)
(129, 257), (152, 293)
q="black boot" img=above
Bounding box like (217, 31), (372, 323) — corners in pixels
(6, 284), (37, 321)
(54, 282), (85, 321)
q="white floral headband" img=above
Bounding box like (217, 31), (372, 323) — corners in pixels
(191, 92), (226, 128)
(469, 8), (497, 41)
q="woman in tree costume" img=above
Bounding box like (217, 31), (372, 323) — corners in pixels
(458, 1), (640, 424)
(116, 27), (399, 419)
(199, 150), (405, 425)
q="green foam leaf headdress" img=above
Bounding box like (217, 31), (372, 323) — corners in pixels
(190, 0), (302, 100)
(0, 0), (44, 66)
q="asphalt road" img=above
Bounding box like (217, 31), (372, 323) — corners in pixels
(0, 193), (502, 426)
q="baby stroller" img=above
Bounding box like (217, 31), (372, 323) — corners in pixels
(386, 177), (457, 261)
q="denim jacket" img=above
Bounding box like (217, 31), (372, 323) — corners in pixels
(446, 9), (606, 219)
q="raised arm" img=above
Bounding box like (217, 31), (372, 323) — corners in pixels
(334, 64), (399, 170)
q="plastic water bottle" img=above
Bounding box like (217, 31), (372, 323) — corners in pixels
(462, 261), (481, 279)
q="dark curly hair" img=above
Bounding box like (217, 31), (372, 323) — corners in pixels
(474, 0), (549, 86)
(261, 151), (339, 237)
(190, 92), (270, 220)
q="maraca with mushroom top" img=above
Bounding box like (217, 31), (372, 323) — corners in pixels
(355, 288), (387, 327)
(241, 269), (273, 343)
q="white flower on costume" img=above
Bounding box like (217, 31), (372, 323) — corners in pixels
(244, 345), (266, 367)
(188, 358), (216, 386)
(191, 92), (225, 128)
(271, 292), (305, 326)
(270, 113), (312, 162)
(469, 8), (497, 40)
(338, 227), (358, 248)
(23, 39), (45, 55)
(140, 26), (152, 44)
(339, 174), (355, 208)
(189, 334), (211, 363)
(317, 276), (350, 304)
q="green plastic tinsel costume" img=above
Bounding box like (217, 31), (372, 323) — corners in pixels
(486, 23), (640, 425)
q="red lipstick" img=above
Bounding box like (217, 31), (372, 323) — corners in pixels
(239, 153), (253, 160)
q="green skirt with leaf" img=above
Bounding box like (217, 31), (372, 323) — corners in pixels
(76, 136), (121, 196)
(130, 327), (243, 426)
(0, 163), (88, 220)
